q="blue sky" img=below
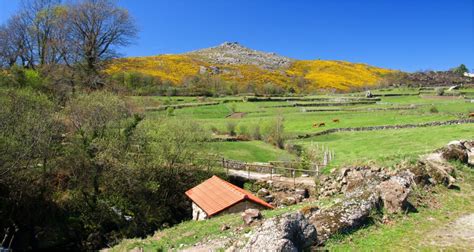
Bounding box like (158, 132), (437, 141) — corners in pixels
(1, 0), (473, 72)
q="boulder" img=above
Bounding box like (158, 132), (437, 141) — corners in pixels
(241, 208), (261, 225)
(440, 142), (468, 163)
(377, 171), (414, 214)
(281, 196), (297, 206)
(263, 195), (274, 203)
(199, 66), (207, 74)
(257, 188), (270, 197)
(421, 153), (456, 187)
(243, 212), (317, 251)
(295, 188), (309, 198)
(305, 189), (380, 245)
(221, 224), (230, 231)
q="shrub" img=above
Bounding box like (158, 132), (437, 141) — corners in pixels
(210, 125), (219, 134)
(166, 107), (175, 116)
(284, 143), (302, 156)
(429, 106), (439, 113)
(251, 123), (262, 140)
(263, 116), (285, 149)
(226, 121), (238, 136)
(436, 88), (445, 96)
(238, 124), (248, 136)
(229, 102), (237, 113)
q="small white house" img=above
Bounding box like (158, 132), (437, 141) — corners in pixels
(185, 176), (274, 220)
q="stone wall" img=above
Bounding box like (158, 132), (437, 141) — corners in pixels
(219, 200), (266, 216)
(296, 119), (474, 139)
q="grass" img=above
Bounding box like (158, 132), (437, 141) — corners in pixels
(204, 141), (296, 162)
(109, 199), (335, 252)
(293, 124), (474, 170)
(111, 88), (474, 251)
(128, 91), (473, 168)
(325, 164), (474, 250)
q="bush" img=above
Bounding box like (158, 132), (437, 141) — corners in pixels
(166, 106), (175, 116)
(229, 102), (237, 113)
(238, 124), (248, 136)
(226, 121), (238, 136)
(250, 123), (262, 140)
(263, 116), (285, 149)
(210, 125), (219, 134)
(436, 88), (445, 96)
(429, 106), (439, 113)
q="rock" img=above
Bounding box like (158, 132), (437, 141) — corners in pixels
(281, 196), (297, 206)
(199, 66), (207, 74)
(186, 42), (293, 70)
(243, 212), (317, 251)
(440, 142), (468, 163)
(342, 169), (365, 193)
(366, 90), (373, 98)
(294, 194), (304, 203)
(209, 66), (221, 74)
(377, 171), (414, 214)
(263, 194), (274, 203)
(241, 208), (261, 225)
(257, 188), (269, 197)
(295, 188), (309, 198)
(421, 153), (456, 187)
(306, 189), (380, 245)
(221, 224), (230, 231)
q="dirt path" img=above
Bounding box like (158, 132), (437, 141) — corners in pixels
(226, 112), (247, 118)
(424, 213), (474, 250)
(228, 169), (316, 186)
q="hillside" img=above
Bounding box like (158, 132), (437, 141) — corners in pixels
(107, 42), (395, 92)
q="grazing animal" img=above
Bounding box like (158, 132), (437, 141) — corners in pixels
(318, 122), (326, 127)
(332, 119), (340, 123)
(312, 123), (319, 128)
(469, 112), (474, 118)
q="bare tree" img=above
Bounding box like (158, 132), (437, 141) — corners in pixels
(0, 15), (33, 68)
(20, 0), (64, 66)
(68, 0), (137, 88)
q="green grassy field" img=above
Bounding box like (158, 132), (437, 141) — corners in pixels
(113, 89), (474, 251)
(292, 124), (474, 170)
(204, 141), (296, 162)
(132, 89), (473, 166)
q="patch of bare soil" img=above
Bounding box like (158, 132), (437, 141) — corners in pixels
(226, 112), (247, 118)
(425, 213), (474, 250)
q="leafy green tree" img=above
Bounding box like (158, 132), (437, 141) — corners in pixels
(0, 88), (61, 249)
(452, 64), (469, 75)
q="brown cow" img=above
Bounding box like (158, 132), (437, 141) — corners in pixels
(332, 119), (340, 123)
(469, 112), (474, 118)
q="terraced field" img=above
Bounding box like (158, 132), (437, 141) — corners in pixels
(132, 87), (474, 170)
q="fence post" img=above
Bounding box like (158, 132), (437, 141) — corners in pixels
(292, 168), (296, 188)
(247, 165), (250, 180)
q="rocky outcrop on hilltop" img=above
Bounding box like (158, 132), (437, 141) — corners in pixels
(186, 42), (293, 70)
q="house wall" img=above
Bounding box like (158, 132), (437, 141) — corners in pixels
(192, 202), (208, 220)
(219, 200), (266, 215)
(192, 200), (267, 221)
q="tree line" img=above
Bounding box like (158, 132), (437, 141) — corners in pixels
(0, 0), (136, 90)
(0, 1), (224, 250)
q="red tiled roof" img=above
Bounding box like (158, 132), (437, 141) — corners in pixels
(185, 175), (274, 216)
